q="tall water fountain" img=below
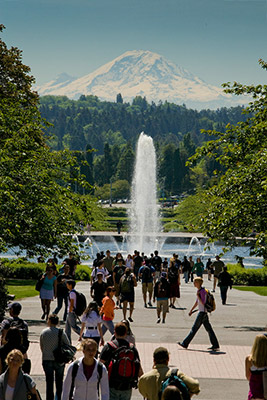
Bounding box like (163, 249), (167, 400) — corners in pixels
(128, 132), (161, 254)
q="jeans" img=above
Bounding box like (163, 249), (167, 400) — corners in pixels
(184, 271), (189, 283)
(101, 319), (114, 336)
(182, 311), (219, 349)
(110, 388), (132, 400)
(220, 286), (228, 304)
(53, 295), (68, 321)
(65, 311), (80, 342)
(42, 360), (65, 400)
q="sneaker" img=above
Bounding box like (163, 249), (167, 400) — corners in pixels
(207, 346), (220, 351)
(162, 319), (165, 324)
(157, 318), (161, 323)
(169, 304), (173, 308)
(172, 304), (176, 309)
(144, 303), (147, 308)
(211, 290), (215, 293)
(177, 342), (187, 349)
(128, 317), (133, 322)
(148, 302), (152, 307)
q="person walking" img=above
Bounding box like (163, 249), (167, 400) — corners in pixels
(0, 349), (40, 400)
(39, 264), (57, 321)
(65, 280), (81, 343)
(138, 347), (199, 400)
(100, 322), (143, 400)
(245, 334), (267, 400)
(90, 272), (108, 308)
(119, 268), (137, 322)
(40, 314), (70, 400)
(53, 264), (72, 322)
(168, 260), (180, 308)
(178, 277), (220, 351)
(181, 256), (190, 283)
(211, 255), (225, 292)
(138, 261), (155, 307)
(100, 287), (117, 337)
(153, 272), (170, 324)
(79, 301), (104, 347)
(62, 339), (109, 400)
(218, 266), (233, 305)
(193, 258), (204, 278)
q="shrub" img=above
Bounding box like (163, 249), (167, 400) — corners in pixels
(75, 265), (91, 281)
(227, 264), (267, 286)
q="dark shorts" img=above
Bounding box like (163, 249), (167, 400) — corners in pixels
(120, 291), (135, 303)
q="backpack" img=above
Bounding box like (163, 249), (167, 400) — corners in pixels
(156, 280), (168, 298)
(142, 266), (152, 282)
(204, 288), (216, 313)
(168, 268), (178, 283)
(160, 368), (190, 400)
(120, 275), (133, 293)
(8, 318), (29, 352)
(107, 340), (140, 390)
(69, 360), (103, 400)
(72, 290), (87, 316)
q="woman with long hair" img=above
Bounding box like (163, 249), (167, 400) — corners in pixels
(245, 334), (267, 400)
(39, 264), (57, 320)
(62, 339), (109, 400)
(0, 349), (39, 400)
(79, 301), (104, 346)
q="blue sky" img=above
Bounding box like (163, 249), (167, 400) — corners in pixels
(1, 0), (267, 88)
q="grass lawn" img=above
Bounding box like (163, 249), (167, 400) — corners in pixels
(233, 286), (267, 296)
(6, 279), (38, 300)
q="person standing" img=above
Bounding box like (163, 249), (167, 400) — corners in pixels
(218, 266), (233, 305)
(53, 265), (72, 322)
(211, 255), (225, 292)
(65, 280), (81, 343)
(119, 268), (137, 322)
(178, 277), (220, 351)
(62, 339), (109, 400)
(153, 272), (170, 324)
(40, 314), (70, 400)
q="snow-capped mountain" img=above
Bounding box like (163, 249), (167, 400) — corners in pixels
(35, 50), (241, 109)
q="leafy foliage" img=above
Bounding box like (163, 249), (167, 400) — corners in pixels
(188, 60), (267, 258)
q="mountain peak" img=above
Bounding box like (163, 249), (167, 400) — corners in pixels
(36, 50), (242, 109)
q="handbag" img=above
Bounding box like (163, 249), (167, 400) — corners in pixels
(53, 329), (77, 364)
(23, 375), (41, 400)
(35, 275), (44, 292)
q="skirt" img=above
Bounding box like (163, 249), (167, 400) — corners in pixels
(40, 287), (54, 300)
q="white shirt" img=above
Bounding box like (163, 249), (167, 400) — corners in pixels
(81, 311), (102, 337)
(68, 290), (77, 311)
(91, 267), (109, 282)
(5, 385), (14, 400)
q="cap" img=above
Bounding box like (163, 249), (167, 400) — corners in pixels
(8, 302), (22, 314)
(153, 347), (169, 362)
(96, 271), (103, 276)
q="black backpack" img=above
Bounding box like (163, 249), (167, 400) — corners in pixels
(8, 318), (29, 351)
(160, 368), (190, 400)
(71, 290), (87, 316)
(142, 266), (152, 282)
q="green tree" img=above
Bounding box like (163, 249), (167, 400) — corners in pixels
(189, 59), (267, 259)
(0, 25), (103, 256)
(116, 143), (135, 183)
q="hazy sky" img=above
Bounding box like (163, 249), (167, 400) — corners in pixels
(2, 0), (267, 88)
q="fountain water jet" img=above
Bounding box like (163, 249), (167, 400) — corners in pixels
(128, 132), (161, 254)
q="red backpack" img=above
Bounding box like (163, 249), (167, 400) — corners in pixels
(107, 340), (140, 390)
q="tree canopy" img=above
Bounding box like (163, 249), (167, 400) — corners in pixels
(0, 25), (105, 257)
(189, 60), (267, 259)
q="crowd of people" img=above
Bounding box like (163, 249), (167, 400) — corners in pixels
(0, 249), (265, 400)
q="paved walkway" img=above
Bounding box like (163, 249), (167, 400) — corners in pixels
(13, 276), (267, 399)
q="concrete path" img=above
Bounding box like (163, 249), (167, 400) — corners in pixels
(14, 277), (267, 399)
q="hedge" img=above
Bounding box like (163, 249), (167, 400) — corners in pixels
(0, 258), (92, 281)
(227, 264), (267, 286)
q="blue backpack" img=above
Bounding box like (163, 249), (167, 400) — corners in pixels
(160, 368), (190, 400)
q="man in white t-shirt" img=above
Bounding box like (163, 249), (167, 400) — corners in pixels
(65, 280), (80, 343)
